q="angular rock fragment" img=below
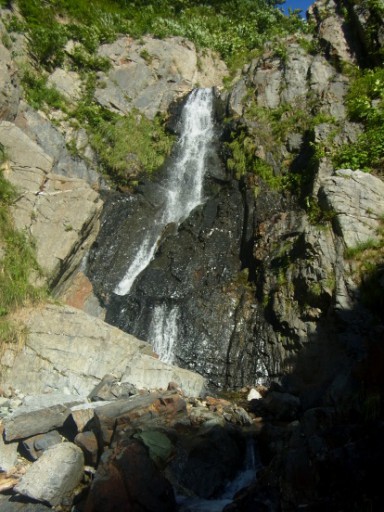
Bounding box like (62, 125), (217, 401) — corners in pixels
(85, 439), (176, 511)
(21, 430), (62, 461)
(3, 394), (84, 441)
(15, 443), (84, 507)
(75, 431), (99, 467)
(319, 169), (384, 249)
(0, 426), (18, 471)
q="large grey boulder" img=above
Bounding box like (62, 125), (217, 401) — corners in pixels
(319, 169), (384, 249)
(0, 121), (103, 288)
(14, 443), (84, 507)
(0, 304), (206, 398)
(95, 36), (228, 119)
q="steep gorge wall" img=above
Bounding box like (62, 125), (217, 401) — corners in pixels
(216, 0), (383, 397)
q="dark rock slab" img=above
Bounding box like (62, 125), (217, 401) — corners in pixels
(3, 394), (84, 441)
(21, 430), (62, 461)
(262, 392), (300, 421)
(0, 495), (51, 512)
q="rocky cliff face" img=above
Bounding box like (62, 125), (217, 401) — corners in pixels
(85, 0), (384, 401)
(0, 0), (383, 509)
(224, 0), (384, 401)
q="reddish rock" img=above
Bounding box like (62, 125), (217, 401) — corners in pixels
(60, 272), (94, 311)
(85, 440), (176, 512)
(75, 431), (99, 466)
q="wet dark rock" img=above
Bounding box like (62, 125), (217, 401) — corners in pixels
(85, 439), (177, 512)
(176, 426), (245, 498)
(89, 172), (258, 388)
(262, 392), (300, 421)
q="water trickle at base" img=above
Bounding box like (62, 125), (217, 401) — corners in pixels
(177, 437), (261, 512)
(148, 304), (179, 364)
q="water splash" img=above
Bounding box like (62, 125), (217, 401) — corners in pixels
(114, 88), (214, 296)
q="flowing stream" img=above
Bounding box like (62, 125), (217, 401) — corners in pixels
(114, 88), (215, 297)
(177, 437), (261, 512)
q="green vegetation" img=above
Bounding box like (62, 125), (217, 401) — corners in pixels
(345, 237), (383, 259)
(225, 128), (282, 189)
(21, 69), (66, 110)
(225, 95), (335, 194)
(0, 153), (47, 346)
(1, 0), (310, 187)
(344, 221), (384, 319)
(14, 0), (308, 72)
(88, 110), (175, 186)
(334, 68), (384, 173)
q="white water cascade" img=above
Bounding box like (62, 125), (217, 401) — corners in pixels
(148, 304), (179, 364)
(114, 88), (215, 297)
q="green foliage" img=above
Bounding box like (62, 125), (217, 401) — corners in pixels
(70, 46), (111, 72)
(343, 220), (384, 319)
(334, 68), (384, 172)
(347, 68), (384, 123)
(306, 197), (336, 226)
(78, 105), (174, 186)
(226, 129), (282, 189)
(345, 238), (384, 259)
(0, 171), (47, 322)
(17, 0), (309, 71)
(21, 69), (66, 110)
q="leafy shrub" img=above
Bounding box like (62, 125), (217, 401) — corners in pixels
(333, 68), (384, 172)
(89, 111), (174, 186)
(21, 69), (66, 110)
(0, 171), (47, 320)
(226, 129), (282, 189)
(70, 46), (111, 72)
(17, 0), (309, 71)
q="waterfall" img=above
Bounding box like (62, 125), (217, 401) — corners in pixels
(114, 88), (215, 297)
